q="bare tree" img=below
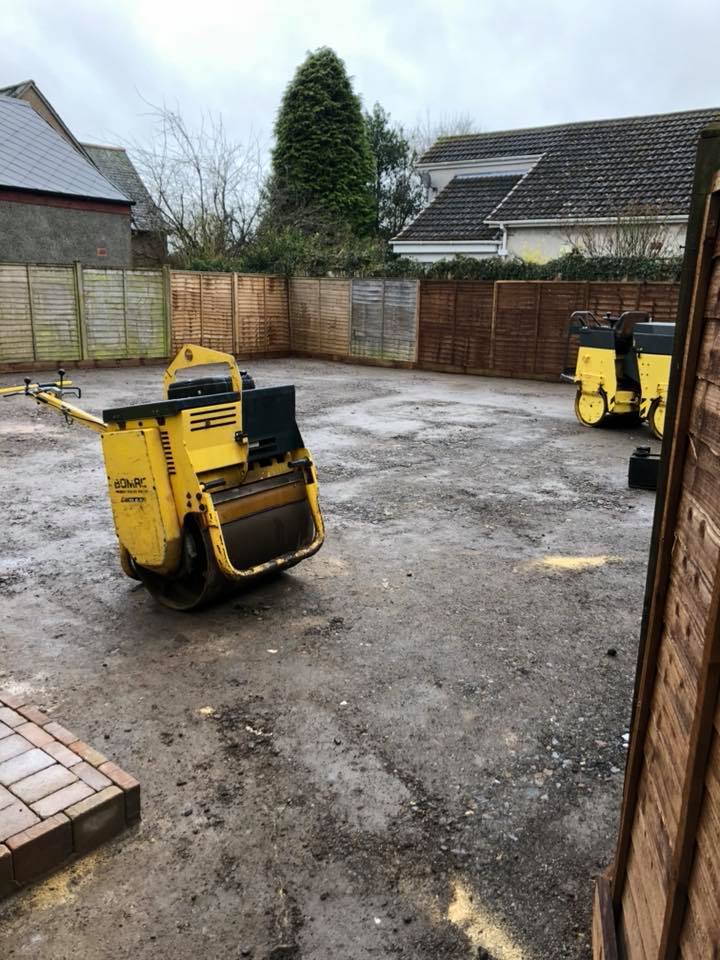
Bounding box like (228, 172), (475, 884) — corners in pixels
(131, 102), (266, 261)
(409, 109), (477, 157)
(566, 204), (674, 259)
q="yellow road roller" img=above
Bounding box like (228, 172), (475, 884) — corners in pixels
(1, 345), (324, 610)
(562, 311), (674, 439)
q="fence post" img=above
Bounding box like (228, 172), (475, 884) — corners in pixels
(120, 269), (130, 357)
(610, 124), (720, 931)
(72, 262), (88, 360)
(261, 276), (268, 352)
(199, 274), (204, 346)
(231, 272), (238, 356)
(25, 265), (37, 362)
(489, 281), (499, 369)
(346, 279), (352, 356)
(286, 277), (293, 353)
(162, 265), (172, 357)
(412, 279), (420, 365)
(533, 282), (542, 374)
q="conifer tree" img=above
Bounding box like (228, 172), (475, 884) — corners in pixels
(270, 47), (374, 234)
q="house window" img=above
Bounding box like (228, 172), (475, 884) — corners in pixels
(96, 247), (108, 257)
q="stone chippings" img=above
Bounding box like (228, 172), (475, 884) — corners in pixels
(0, 692), (140, 896)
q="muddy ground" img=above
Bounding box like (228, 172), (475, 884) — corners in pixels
(0, 359), (657, 959)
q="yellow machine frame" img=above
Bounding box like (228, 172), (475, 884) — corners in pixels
(3, 346), (324, 607)
(568, 313), (672, 439)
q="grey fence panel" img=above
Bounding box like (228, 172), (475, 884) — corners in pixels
(351, 280), (384, 359)
(125, 270), (166, 357)
(83, 269), (126, 359)
(30, 266), (81, 361)
(0, 265), (33, 362)
(382, 280), (417, 362)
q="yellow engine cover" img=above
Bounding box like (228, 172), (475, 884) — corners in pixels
(101, 429), (182, 573)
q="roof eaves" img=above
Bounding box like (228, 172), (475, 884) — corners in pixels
(0, 183), (133, 206)
(484, 214), (689, 227)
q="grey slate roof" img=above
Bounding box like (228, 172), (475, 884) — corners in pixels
(395, 175), (520, 241)
(0, 79), (88, 157)
(0, 96), (130, 203)
(83, 143), (166, 232)
(417, 107), (720, 227)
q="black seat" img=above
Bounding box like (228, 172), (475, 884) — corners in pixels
(242, 386), (304, 462)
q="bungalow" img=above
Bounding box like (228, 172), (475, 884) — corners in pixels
(392, 107), (720, 263)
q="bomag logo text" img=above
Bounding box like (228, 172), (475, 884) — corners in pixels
(113, 477), (147, 491)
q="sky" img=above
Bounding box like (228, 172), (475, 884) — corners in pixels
(2, 0), (718, 159)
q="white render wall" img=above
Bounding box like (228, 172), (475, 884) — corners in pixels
(505, 222), (688, 263)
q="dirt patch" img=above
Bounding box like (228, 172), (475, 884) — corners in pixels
(0, 360), (655, 958)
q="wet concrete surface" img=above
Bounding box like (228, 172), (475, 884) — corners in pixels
(0, 359), (657, 959)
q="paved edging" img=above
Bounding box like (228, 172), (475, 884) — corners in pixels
(0, 692), (140, 896)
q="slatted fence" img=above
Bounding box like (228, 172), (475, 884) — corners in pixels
(0, 263), (681, 380)
(170, 271), (288, 356)
(0, 262), (168, 367)
(236, 274), (289, 355)
(593, 127), (720, 960)
(350, 279), (417, 363)
(418, 280), (680, 380)
(289, 278), (351, 356)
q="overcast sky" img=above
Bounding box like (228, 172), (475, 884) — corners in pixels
(3, 0), (718, 158)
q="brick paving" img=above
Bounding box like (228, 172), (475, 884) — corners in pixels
(0, 692), (140, 896)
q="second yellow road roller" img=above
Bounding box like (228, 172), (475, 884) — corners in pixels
(1, 345), (324, 610)
(562, 310), (674, 439)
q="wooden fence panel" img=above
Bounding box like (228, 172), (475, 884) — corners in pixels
(0, 265), (33, 362)
(264, 276), (290, 352)
(289, 278), (350, 355)
(417, 280), (678, 379)
(351, 279), (417, 362)
(418, 281), (456, 367)
(455, 281), (495, 370)
(83, 269), (126, 359)
(493, 282), (539, 374)
(602, 130), (720, 960)
(535, 281), (588, 376)
(170, 272), (201, 350)
(615, 189), (720, 958)
(235, 275), (263, 353)
(29, 265), (81, 361)
(125, 270), (167, 357)
(381, 280), (417, 362)
(199, 273), (233, 353)
(351, 279), (384, 359)
(83, 269), (166, 359)
(288, 278), (319, 353)
(233, 275), (289, 355)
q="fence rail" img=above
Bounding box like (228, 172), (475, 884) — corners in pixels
(0, 264), (681, 383)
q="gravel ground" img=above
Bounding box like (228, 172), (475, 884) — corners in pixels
(0, 359), (657, 959)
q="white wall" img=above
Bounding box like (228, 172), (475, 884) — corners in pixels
(391, 239), (502, 262)
(505, 222), (687, 263)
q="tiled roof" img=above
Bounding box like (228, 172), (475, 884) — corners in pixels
(0, 96), (130, 203)
(419, 108), (720, 224)
(395, 175), (519, 241)
(83, 144), (167, 232)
